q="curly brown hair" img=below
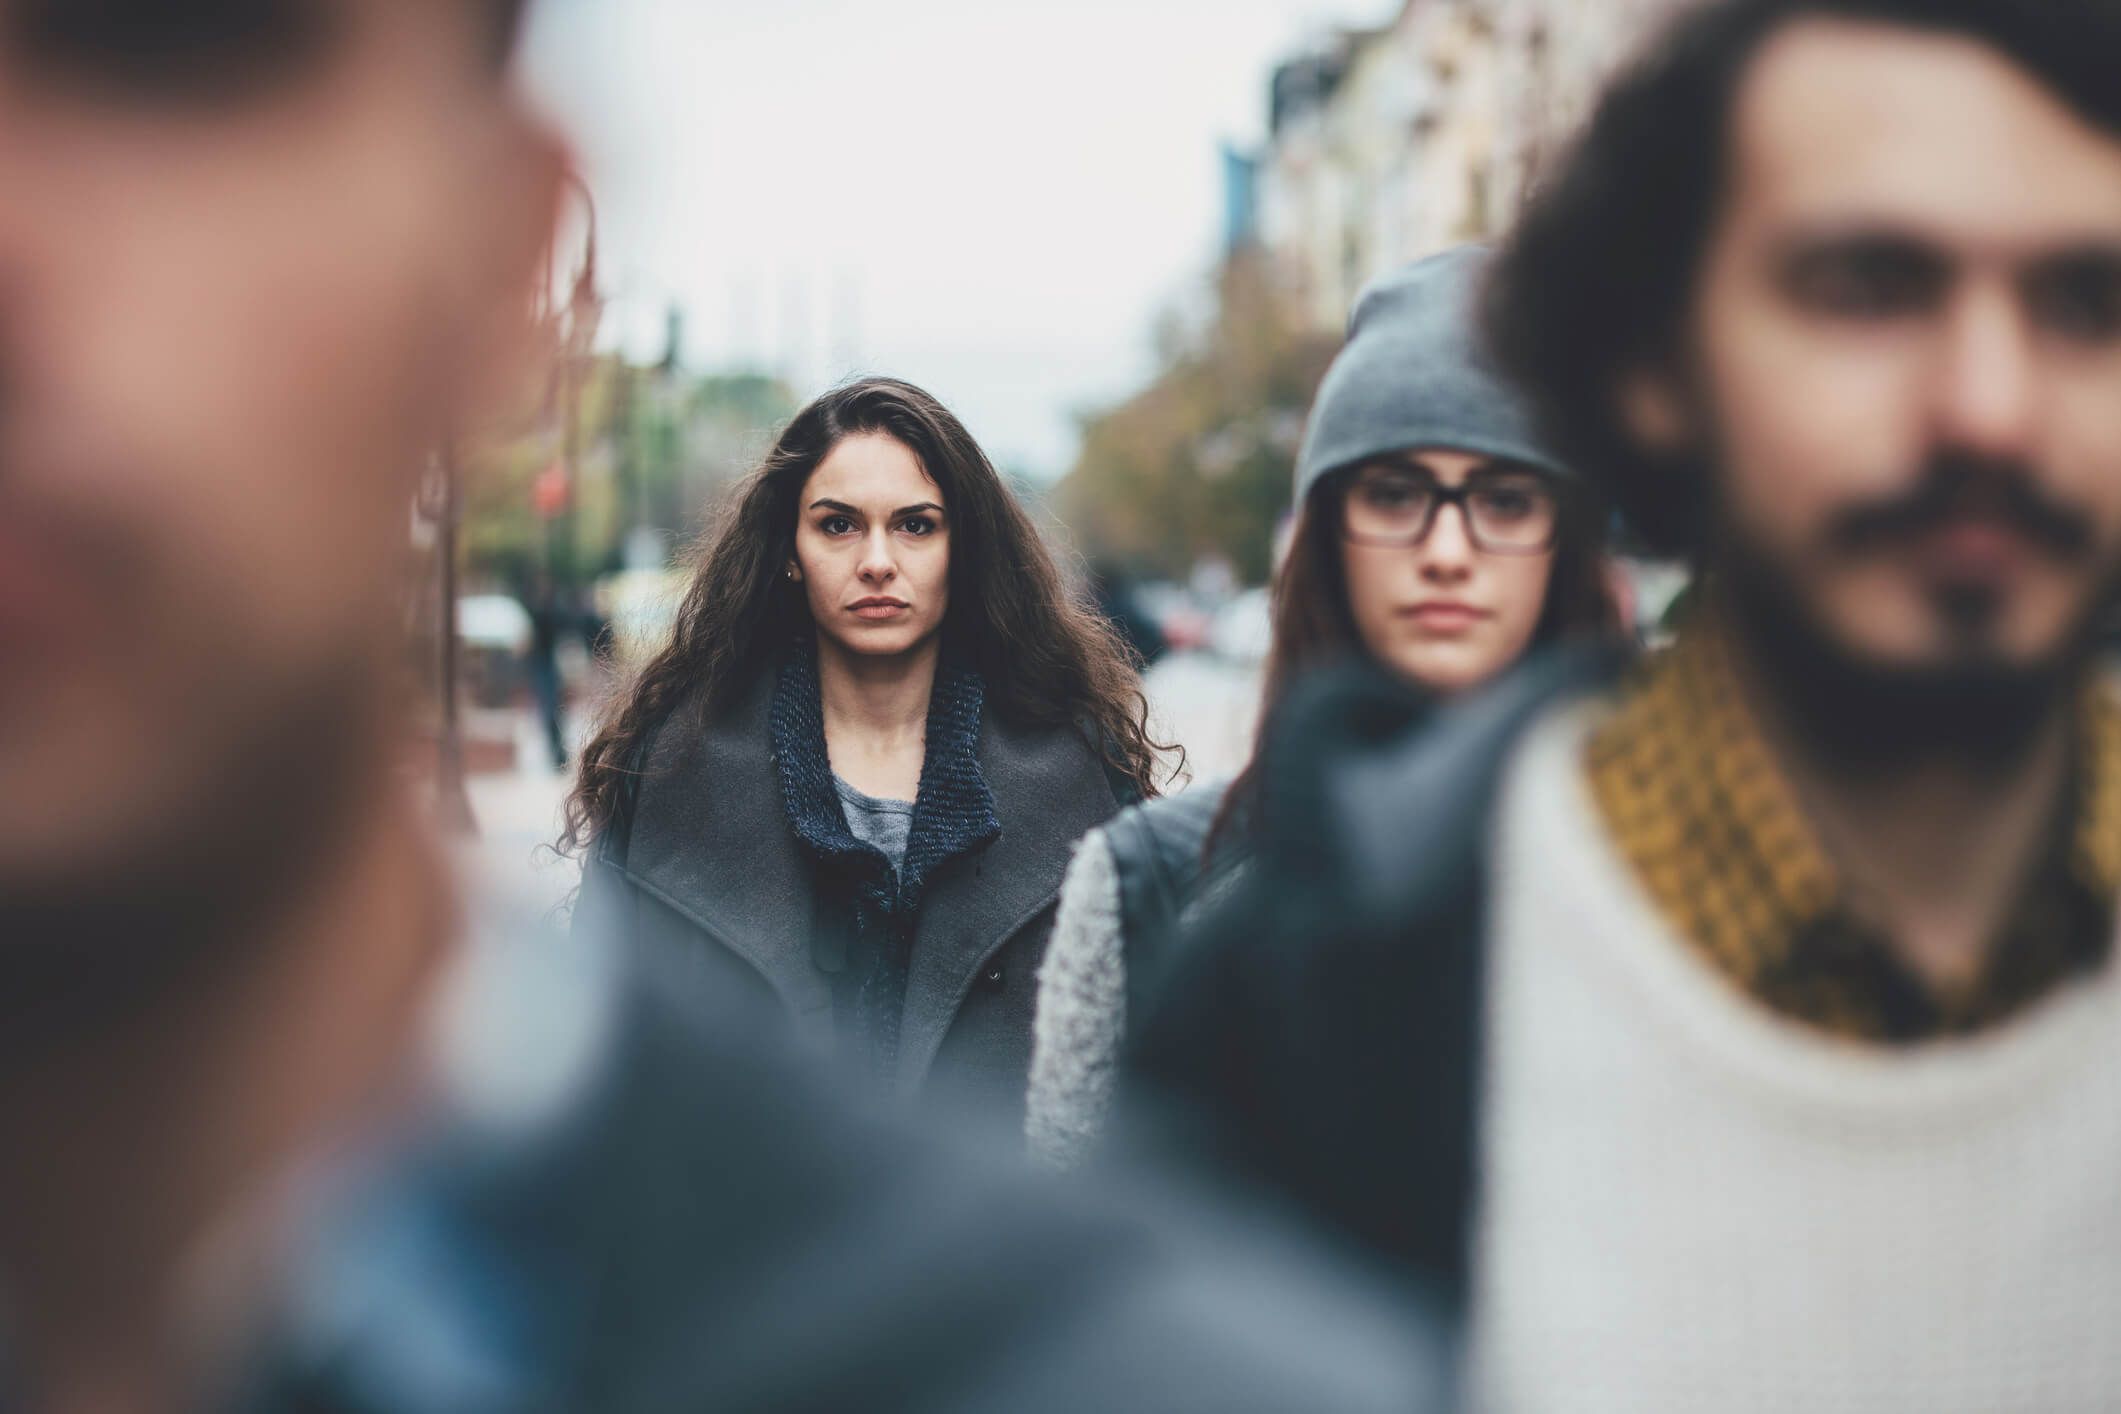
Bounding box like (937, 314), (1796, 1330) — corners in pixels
(559, 376), (1172, 858)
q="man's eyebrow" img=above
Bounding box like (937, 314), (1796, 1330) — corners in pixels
(2030, 240), (2121, 273)
(1771, 225), (1949, 263)
(1770, 224), (2121, 272)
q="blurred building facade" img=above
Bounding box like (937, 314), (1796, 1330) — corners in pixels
(1061, 0), (1691, 588)
(1252, 0), (1684, 331)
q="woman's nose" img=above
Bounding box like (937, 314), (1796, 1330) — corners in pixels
(858, 529), (897, 582)
(1416, 502), (1476, 579)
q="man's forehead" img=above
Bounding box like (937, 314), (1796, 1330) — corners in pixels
(1727, 16), (2121, 254)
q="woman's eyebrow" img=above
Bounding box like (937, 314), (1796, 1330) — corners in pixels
(1467, 460), (1544, 479)
(806, 499), (945, 517)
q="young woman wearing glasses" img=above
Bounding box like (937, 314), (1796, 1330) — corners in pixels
(1026, 247), (1625, 1164)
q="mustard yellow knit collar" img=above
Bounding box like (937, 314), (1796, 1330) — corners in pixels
(1586, 620), (2121, 1041)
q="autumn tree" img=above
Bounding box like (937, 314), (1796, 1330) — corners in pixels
(1058, 250), (1338, 585)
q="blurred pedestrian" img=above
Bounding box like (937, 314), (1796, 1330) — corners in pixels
(0, 2), (1451, 1409)
(1027, 247), (1624, 1166)
(1089, 559), (1171, 668)
(521, 567), (571, 769)
(1125, 2), (2121, 1408)
(563, 377), (1174, 1122)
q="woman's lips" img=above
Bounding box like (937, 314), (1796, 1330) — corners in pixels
(849, 598), (910, 621)
(1400, 602), (1490, 634)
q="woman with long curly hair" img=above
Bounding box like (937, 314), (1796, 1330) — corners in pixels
(562, 377), (1168, 1119)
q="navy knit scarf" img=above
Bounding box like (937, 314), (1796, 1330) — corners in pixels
(770, 647), (1001, 1076)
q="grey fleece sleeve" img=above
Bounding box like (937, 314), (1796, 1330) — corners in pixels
(1024, 829), (1129, 1167)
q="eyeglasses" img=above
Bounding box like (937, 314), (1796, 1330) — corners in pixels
(1336, 463), (1562, 555)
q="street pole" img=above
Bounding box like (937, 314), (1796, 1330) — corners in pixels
(422, 170), (597, 839)
(434, 442), (477, 836)
(554, 174), (601, 589)
(551, 346), (577, 582)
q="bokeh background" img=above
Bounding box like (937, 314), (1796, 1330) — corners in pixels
(433, 0), (1690, 906)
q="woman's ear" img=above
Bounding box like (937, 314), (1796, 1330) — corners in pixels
(786, 561), (802, 583)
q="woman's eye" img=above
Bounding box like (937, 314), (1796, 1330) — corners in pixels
(1475, 489), (1536, 521)
(821, 516), (856, 536)
(1361, 480), (1423, 509)
(898, 517), (936, 537)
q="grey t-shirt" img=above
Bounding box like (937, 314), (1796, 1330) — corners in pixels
(834, 775), (914, 877)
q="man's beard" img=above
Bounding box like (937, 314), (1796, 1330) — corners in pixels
(1713, 453), (2113, 778)
(0, 652), (387, 1054)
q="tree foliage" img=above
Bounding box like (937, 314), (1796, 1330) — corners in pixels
(1057, 252), (1338, 585)
(460, 359), (797, 589)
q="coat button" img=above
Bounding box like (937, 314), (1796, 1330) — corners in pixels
(981, 963), (1006, 992)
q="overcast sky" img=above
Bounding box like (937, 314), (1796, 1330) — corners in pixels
(523, 0), (1397, 480)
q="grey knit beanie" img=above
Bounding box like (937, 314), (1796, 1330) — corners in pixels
(1293, 245), (1570, 504)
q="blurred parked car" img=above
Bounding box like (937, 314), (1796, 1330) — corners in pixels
(1207, 587), (1274, 666)
(1091, 568), (1171, 668)
(1136, 581), (1214, 655)
(456, 593), (533, 707)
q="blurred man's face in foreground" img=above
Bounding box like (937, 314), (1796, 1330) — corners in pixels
(0, 0), (553, 942)
(1646, 19), (2121, 705)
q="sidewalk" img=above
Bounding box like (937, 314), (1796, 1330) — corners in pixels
(1143, 651), (1263, 788)
(458, 709), (581, 921)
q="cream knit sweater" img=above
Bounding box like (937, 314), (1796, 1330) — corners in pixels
(1469, 706), (2121, 1413)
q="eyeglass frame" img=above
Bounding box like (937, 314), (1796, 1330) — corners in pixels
(1331, 459), (1566, 556)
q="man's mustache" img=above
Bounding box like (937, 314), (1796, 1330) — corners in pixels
(1824, 454), (2096, 562)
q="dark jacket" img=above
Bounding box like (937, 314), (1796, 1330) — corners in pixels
(235, 893), (1457, 1412)
(1103, 782), (1248, 1018)
(1118, 645), (1628, 1302)
(1029, 676), (1444, 1166)
(576, 663), (1126, 1121)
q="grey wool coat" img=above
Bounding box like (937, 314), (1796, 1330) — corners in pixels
(574, 670), (1127, 1123)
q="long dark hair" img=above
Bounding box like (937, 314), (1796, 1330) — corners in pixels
(561, 376), (1170, 856)
(1212, 467), (1622, 850)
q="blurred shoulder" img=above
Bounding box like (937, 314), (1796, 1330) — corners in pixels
(1103, 778), (1232, 879)
(1255, 643), (1631, 935)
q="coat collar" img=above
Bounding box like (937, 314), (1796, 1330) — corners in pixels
(769, 647), (1004, 1073)
(891, 710), (1118, 1087)
(616, 670), (829, 1026)
(619, 660), (1120, 1091)
(768, 647), (1001, 917)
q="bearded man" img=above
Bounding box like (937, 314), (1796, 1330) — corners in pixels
(1127, 2), (2121, 1407)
